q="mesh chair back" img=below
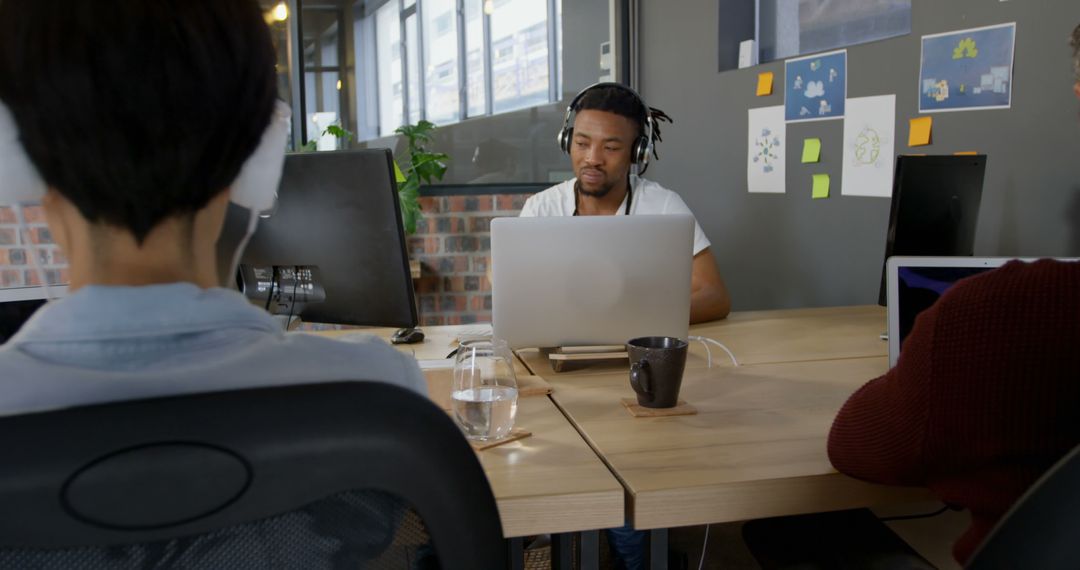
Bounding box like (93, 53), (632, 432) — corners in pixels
(0, 382), (505, 569)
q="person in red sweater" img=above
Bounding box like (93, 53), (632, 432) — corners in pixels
(829, 257), (1080, 564)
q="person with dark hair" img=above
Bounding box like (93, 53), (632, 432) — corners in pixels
(823, 24), (1080, 565)
(0, 0), (424, 417)
(521, 84), (731, 323)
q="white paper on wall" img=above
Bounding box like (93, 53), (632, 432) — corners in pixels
(841, 95), (896, 198)
(747, 106), (787, 194)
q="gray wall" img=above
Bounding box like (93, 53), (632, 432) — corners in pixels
(640, 0), (1080, 311)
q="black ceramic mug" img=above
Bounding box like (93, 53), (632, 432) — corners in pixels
(627, 336), (688, 408)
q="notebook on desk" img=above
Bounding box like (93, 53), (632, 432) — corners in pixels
(490, 215), (693, 349)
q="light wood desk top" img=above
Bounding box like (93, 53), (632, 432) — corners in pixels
(308, 328), (624, 538)
(688, 305), (888, 366)
(537, 355), (930, 530)
(514, 305), (887, 375)
(314, 325), (478, 361)
(475, 393), (624, 537)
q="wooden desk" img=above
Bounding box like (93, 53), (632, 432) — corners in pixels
(306, 328), (624, 539)
(514, 305), (888, 375)
(540, 356), (930, 530)
(477, 394), (624, 537)
(688, 305), (888, 366)
(315, 325), (474, 361)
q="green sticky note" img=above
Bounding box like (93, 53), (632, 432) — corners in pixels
(801, 138), (822, 163)
(393, 159), (407, 184)
(812, 174), (830, 199)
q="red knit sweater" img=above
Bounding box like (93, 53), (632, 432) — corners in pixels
(828, 259), (1080, 564)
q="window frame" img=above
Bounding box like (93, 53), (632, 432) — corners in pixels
(357, 0), (561, 139)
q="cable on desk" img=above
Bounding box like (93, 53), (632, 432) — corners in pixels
(688, 336), (740, 368)
(698, 523), (710, 570)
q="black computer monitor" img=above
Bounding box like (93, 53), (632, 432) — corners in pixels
(217, 149), (417, 328)
(878, 154), (987, 305)
(0, 298), (45, 344)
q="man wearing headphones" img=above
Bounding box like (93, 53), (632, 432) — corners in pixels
(521, 83), (731, 323)
(0, 0), (425, 417)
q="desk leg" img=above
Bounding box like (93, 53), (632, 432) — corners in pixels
(578, 530), (600, 570)
(551, 533), (574, 570)
(648, 528), (668, 570)
(507, 537), (524, 570)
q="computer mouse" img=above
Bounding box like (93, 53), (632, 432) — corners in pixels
(391, 327), (425, 345)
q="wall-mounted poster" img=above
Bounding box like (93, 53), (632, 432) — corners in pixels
(784, 49), (847, 122)
(747, 106), (786, 194)
(842, 95), (896, 198)
(919, 23), (1016, 113)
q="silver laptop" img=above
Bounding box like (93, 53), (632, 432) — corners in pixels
(491, 215), (694, 349)
(884, 256), (1078, 368)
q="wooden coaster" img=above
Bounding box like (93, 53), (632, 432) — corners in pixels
(469, 428), (532, 451)
(517, 374), (553, 397)
(620, 398), (698, 417)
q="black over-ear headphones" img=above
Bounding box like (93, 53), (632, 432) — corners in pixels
(557, 82), (655, 167)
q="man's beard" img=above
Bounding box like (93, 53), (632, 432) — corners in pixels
(575, 178), (616, 198)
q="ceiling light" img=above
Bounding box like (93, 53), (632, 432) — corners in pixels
(272, 2), (289, 22)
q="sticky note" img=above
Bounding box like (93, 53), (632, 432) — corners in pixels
(756, 72), (774, 96)
(908, 117), (933, 147)
(812, 174), (830, 199)
(393, 159), (407, 183)
(954, 151), (978, 156)
(801, 138), (822, 163)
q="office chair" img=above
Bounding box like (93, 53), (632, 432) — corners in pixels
(966, 443), (1080, 569)
(0, 382), (506, 569)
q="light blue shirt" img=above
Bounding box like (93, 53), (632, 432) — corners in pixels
(0, 283), (426, 417)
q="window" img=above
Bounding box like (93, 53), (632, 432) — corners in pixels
(355, 0), (560, 140)
(422, 0), (460, 124)
(489, 0), (550, 113)
(376, 2), (403, 137)
(464, 0), (486, 117)
(758, 0), (911, 63)
(271, 0), (561, 144)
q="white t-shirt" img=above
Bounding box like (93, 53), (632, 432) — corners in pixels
(519, 175), (712, 256)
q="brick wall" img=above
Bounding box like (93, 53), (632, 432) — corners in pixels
(0, 196), (535, 328)
(410, 193), (533, 326)
(0, 205), (69, 289)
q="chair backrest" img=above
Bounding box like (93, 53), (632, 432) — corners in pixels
(966, 443), (1080, 569)
(0, 381), (505, 569)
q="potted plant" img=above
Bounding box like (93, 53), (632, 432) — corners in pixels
(395, 120), (449, 235)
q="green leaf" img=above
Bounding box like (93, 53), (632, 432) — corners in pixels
(394, 119), (449, 233)
(325, 124), (354, 141)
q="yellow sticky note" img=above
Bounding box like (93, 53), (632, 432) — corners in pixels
(393, 159), (407, 184)
(756, 72), (774, 96)
(954, 151), (978, 156)
(908, 117), (933, 147)
(812, 174), (830, 199)
(801, 138), (822, 163)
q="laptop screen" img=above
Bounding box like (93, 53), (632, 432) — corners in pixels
(896, 266), (993, 350)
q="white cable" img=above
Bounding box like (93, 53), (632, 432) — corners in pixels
(688, 335), (739, 367)
(13, 203), (55, 300)
(698, 523), (710, 570)
(695, 338), (713, 368)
